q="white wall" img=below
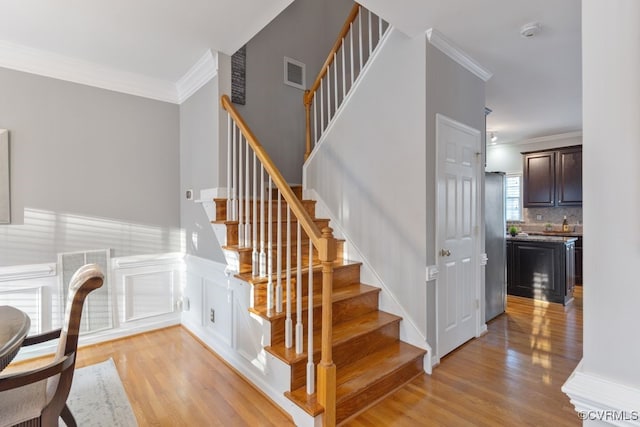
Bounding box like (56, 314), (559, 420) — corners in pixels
(179, 74), (226, 263)
(0, 67), (181, 267)
(305, 28), (428, 337)
(486, 134), (582, 174)
(563, 0), (640, 422)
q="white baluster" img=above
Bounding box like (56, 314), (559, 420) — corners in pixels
(267, 176), (273, 315)
(333, 52), (338, 112)
(232, 123), (238, 221)
(341, 37), (346, 100)
(285, 205), (292, 349)
(320, 81), (324, 133)
(226, 114), (232, 222)
(327, 65), (332, 121)
(378, 14), (383, 41)
(307, 238), (314, 395)
(252, 152), (258, 275)
(313, 97), (318, 146)
(296, 221), (303, 354)
(358, 7), (363, 71)
(238, 131), (244, 247)
(276, 190), (283, 313)
(368, 9), (373, 55)
(350, 23), (355, 86)
(259, 165), (266, 277)
(244, 135), (250, 247)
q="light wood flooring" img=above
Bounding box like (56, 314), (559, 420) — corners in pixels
(7, 287), (582, 426)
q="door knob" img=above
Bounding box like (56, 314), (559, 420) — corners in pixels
(440, 248), (451, 257)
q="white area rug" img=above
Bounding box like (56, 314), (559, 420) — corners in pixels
(61, 358), (138, 426)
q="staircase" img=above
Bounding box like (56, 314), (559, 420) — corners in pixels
(212, 186), (426, 425)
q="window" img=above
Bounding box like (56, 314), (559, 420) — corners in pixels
(505, 174), (522, 221)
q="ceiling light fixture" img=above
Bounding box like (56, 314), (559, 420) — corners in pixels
(490, 132), (498, 143)
(520, 22), (541, 38)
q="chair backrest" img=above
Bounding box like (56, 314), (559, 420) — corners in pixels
(54, 264), (104, 360)
(45, 264), (104, 419)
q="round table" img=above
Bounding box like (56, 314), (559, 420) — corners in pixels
(0, 306), (31, 371)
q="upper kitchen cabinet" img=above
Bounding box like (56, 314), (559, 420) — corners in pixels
(556, 147), (583, 206)
(522, 145), (582, 207)
(523, 151), (556, 207)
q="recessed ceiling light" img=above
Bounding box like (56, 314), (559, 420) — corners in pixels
(520, 22), (541, 38)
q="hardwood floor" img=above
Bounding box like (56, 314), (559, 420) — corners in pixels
(344, 287), (583, 426)
(7, 288), (582, 426)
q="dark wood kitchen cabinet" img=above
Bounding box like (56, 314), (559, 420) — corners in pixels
(574, 236), (583, 284)
(556, 147), (583, 206)
(507, 237), (576, 305)
(523, 151), (556, 207)
(522, 146), (582, 207)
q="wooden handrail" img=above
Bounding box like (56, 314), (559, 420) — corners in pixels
(304, 3), (360, 160)
(304, 3), (360, 107)
(222, 94), (337, 425)
(221, 95), (334, 260)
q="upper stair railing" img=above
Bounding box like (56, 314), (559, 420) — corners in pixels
(221, 95), (339, 426)
(303, 3), (390, 160)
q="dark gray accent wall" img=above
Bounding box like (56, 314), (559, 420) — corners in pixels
(0, 67), (181, 266)
(235, 0), (353, 183)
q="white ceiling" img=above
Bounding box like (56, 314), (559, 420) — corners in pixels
(0, 0), (581, 144)
(362, 0), (582, 144)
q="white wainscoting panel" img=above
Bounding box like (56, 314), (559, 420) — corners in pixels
(204, 277), (233, 346)
(182, 255), (314, 427)
(0, 286), (44, 334)
(122, 270), (175, 322)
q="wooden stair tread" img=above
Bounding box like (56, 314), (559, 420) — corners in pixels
(286, 341), (426, 416)
(265, 310), (401, 365)
(249, 283), (380, 320)
(212, 216), (329, 225)
(334, 341), (425, 397)
(236, 258), (358, 284)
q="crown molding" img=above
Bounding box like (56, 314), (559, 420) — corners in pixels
(176, 50), (218, 104)
(511, 131), (583, 146)
(0, 40), (181, 103)
(426, 29), (493, 82)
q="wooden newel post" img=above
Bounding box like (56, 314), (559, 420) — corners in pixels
(317, 226), (336, 427)
(304, 90), (312, 161)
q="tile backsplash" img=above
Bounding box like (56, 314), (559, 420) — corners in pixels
(523, 207), (582, 225)
(507, 206), (583, 233)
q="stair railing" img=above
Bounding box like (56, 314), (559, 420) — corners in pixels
(221, 94), (338, 426)
(303, 3), (390, 160)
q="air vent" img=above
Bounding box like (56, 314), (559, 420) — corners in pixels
(59, 249), (112, 333)
(284, 56), (306, 90)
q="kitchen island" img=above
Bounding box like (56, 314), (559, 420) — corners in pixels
(507, 234), (576, 305)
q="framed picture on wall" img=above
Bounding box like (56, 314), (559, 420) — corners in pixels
(0, 129), (10, 224)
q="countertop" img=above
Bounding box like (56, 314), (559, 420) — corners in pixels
(526, 231), (583, 238)
(507, 234), (578, 243)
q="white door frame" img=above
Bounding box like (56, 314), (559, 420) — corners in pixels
(434, 113), (484, 362)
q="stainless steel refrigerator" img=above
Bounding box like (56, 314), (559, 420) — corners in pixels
(485, 172), (507, 321)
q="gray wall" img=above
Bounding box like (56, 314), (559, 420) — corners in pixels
(425, 41), (486, 353)
(236, 0), (353, 183)
(0, 67), (181, 266)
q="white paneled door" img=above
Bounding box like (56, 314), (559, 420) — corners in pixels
(436, 114), (481, 358)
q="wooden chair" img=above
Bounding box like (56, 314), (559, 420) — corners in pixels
(0, 264), (104, 427)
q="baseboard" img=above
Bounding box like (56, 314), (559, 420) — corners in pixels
(562, 360), (640, 426)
